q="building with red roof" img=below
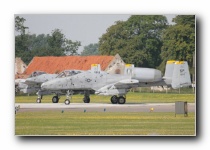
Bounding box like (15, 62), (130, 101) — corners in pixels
(20, 54), (125, 77)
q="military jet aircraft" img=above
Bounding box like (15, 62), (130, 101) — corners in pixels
(36, 70), (84, 103)
(15, 71), (57, 96)
(41, 61), (191, 105)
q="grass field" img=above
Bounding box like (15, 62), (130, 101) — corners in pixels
(15, 111), (195, 136)
(15, 92), (195, 136)
(15, 91), (195, 104)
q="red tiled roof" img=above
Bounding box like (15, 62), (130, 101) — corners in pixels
(24, 56), (114, 75)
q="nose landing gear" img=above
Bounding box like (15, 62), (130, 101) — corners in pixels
(36, 90), (42, 103)
(64, 90), (73, 105)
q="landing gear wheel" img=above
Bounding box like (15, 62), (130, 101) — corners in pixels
(83, 97), (90, 103)
(36, 98), (41, 103)
(64, 99), (70, 105)
(118, 96), (126, 104)
(110, 95), (118, 104)
(52, 96), (59, 103)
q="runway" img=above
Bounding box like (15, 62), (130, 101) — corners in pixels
(15, 103), (195, 113)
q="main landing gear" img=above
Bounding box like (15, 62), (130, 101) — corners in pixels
(36, 90), (91, 105)
(52, 95), (60, 103)
(83, 91), (90, 103)
(36, 94), (60, 104)
(110, 95), (126, 104)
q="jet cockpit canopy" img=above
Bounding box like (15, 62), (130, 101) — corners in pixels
(57, 70), (83, 78)
(29, 71), (46, 78)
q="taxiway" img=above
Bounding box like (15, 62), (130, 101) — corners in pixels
(15, 103), (195, 113)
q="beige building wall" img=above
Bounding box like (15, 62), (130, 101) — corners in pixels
(15, 57), (27, 74)
(105, 54), (125, 74)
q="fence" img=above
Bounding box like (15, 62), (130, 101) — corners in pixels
(130, 87), (195, 94)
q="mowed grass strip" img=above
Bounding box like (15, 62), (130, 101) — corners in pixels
(15, 111), (195, 135)
(15, 92), (195, 103)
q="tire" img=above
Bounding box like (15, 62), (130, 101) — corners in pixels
(36, 98), (41, 103)
(83, 97), (90, 103)
(110, 95), (118, 104)
(118, 96), (126, 104)
(52, 96), (59, 103)
(64, 99), (70, 105)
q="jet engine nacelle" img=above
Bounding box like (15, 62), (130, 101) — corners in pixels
(132, 68), (162, 82)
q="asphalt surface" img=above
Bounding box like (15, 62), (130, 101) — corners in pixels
(15, 103), (195, 113)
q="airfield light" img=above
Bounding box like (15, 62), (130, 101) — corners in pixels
(150, 107), (154, 112)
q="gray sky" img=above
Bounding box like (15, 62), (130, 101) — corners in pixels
(16, 14), (175, 53)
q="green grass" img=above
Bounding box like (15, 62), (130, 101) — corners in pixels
(15, 92), (195, 103)
(15, 111), (195, 136)
(15, 92), (195, 136)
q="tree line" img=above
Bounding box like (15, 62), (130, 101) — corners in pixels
(98, 15), (195, 74)
(15, 15), (195, 75)
(15, 16), (81, 64)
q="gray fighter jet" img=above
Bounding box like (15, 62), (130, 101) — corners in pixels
(36, 70), (85, 103)
(15, 71), (57, 95)
(41, 61), (192, 105)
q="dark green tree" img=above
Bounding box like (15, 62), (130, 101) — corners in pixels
(47, 29), (65, 56)
(63, 39), (81, 56)
(98, 15), (167, 68)
(47, 29), (81, 56)
(81, 43), (99, 56)
(15, 27), (81, 64)
(172, 15), (195, 27)
(15, 16), (28, 35)
(15, 34), (36, 64)
(159, 15), (195, 73)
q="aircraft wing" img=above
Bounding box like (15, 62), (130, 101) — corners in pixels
(113, 79), (139, 88)
(24, 74), (58, 85)
(24, 80), (41, 85)
(95, 79), (139, 95)
(15, 79), (36, 88)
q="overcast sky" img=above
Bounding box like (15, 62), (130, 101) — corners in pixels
(16, 14), (176, 53)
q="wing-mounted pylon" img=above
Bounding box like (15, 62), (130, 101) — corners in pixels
(95, 79), (139, 96)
